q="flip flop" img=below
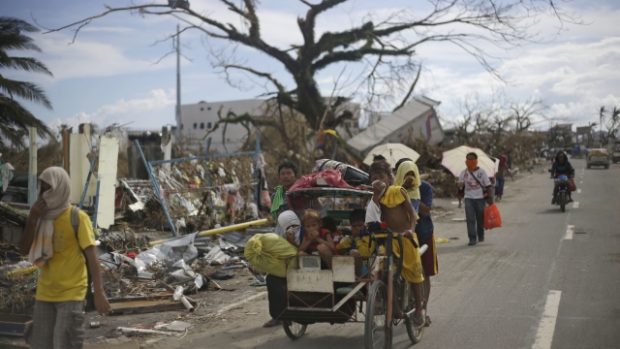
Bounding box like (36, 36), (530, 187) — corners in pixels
(424, 315), (431, 327)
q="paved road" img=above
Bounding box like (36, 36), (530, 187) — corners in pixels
(154, 158), (620, 349)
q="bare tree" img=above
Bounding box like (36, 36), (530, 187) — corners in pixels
(508, 99), (547, 133)
(48, 0), (572, 131)
(487, 110), (512, 147)
(603, 106), (619, 144)
(599, 105), (606, 136)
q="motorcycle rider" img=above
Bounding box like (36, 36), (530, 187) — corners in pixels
(550, 151), (575, 203)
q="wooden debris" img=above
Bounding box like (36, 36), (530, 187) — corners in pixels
(108, 292), (196, 315)
(116, 326), (181, 337)
(0, 202), (27, 227)
(0, 313), (32, 337)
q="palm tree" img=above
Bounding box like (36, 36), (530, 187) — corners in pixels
(0, 17), (53, 149)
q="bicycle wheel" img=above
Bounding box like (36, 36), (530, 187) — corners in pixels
(283, 321), (307, 340)
(364, 280), (392, 349)
(404, 281), (424, 344)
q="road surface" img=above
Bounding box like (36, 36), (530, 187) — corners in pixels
(150, 158), (620, 349)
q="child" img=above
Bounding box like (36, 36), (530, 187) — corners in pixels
(277, 210), (302, 246)
(322, 216), (342, 245)
(337, 209), (374, 258)
(298, 209), (335, 268)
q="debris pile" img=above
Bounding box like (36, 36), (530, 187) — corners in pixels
(0, 260), (36, 313)
(149, 156), (262, 233)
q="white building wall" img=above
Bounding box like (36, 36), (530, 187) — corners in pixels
(180, 99), (266, 153)
(179, 99), (362, 152)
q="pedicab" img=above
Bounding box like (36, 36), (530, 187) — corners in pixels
(275, 186), (427, 349)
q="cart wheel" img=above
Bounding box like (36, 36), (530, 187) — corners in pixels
(404, 283), (424, 344)
(283, 321), (307, 340)
(364, 280), (392, 349)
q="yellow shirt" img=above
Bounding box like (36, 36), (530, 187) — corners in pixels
(35, 207), (96, 302)
(380, 185), (407, 208)
(337, 235), (375, 257)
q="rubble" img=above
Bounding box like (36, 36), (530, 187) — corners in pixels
(0, 203), (27, 227)
(0, 261), (36, 313)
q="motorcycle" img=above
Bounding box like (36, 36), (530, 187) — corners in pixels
(552, 174), (570, 212)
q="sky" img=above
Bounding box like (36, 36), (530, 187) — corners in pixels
(2, 0), (620, 134)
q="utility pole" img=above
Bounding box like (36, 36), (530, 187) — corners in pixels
(175, 24), (182, 140)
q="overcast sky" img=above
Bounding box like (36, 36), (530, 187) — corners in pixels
(2, 0), (619, 132)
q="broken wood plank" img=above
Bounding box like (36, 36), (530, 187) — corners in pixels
(0, 313), (32, 337)
(0, 202), (27, 227)
(109, 298), (195, 315)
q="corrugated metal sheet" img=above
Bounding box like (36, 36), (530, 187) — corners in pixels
(347, 96), (441, 154)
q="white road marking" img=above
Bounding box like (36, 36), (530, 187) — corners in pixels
(577, 189), (582, 194)
(564, 225), (574, 240)
(451, 201), (460, 205)
(579, 180), (583, 184)
(572, 201), (580, 209)
(532, 290), (563, 349)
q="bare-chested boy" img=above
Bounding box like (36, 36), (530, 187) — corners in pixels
(368, 160), (425, 326)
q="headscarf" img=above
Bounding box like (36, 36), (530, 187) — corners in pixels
(394, 160), (421, 200)
(28, 167), (71, 267)
(277, 210), (300, 230)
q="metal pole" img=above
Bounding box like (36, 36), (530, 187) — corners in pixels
(27, 127), (38, 207)
(78, 156), (97, 209)
(92, 180), (101, 229)
(134, 140), (178, 236)
(175, 24), (182, 140)
(254, 132), (262, 210)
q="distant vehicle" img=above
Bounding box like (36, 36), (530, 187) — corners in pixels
(586, 148), (610, 169)
(612, 142), (620, 163)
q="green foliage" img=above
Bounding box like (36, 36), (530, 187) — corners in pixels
(0, 17), (53, 150)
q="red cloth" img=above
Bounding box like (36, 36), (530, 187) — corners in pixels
(288, 169), (352, 192)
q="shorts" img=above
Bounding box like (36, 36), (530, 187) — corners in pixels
(28, 300), (85, 349)
(392, 235), (425, 284)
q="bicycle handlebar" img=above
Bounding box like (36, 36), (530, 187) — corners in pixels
(419, 244), (428, 256)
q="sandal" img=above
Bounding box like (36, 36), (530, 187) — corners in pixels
(424, 315), (431, 327)
(262, 319), (281, 328)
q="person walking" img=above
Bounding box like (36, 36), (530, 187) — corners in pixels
(19, 166), (110, 349)
(494, 154), (511, 202)
(458, 152), (492, 246)
(263, 160), (298, 328)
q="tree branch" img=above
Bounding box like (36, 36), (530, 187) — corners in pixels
(392, 65), (421, 113)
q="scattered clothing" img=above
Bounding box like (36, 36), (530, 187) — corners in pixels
(0, 161), (14, 192)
